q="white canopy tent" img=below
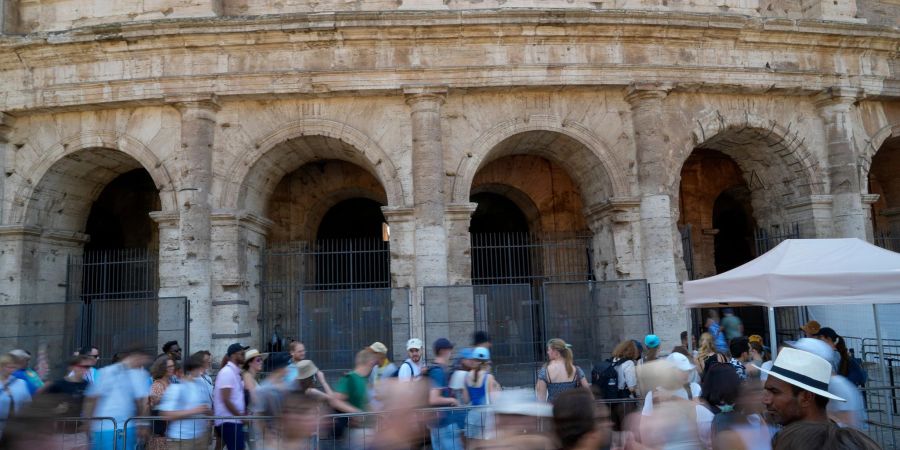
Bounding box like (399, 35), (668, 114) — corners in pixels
(684, 238), (900, 371)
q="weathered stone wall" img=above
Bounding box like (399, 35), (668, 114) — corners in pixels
(0, 4), (897, 355)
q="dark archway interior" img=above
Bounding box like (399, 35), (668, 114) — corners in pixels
(712, 187), (755, 274)
(470, 192), (530, 234)
(85, 169), (160, 250)
(316, 198), (386, 240)
(470, 192), (532, 284)
(314, 198), (389, 289)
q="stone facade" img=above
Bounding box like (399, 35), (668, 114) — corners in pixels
(0, 0), (898, 358)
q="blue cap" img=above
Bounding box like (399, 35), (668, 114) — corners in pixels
(459, 347), (475, 359)
(644, 335), (660, 349)
(471, 347), (491, 361)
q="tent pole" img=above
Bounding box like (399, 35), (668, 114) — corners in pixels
(686, 309), (693, 354)
(873, 304), (895, 448)
(768, 307), (778, 356)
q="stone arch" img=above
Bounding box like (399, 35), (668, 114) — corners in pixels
(451, 117), (631, 207)
(12, 130), (177, 230)
(680, 110), (825, 198)
(471, 183), (543, 233)
(859, 123), (900, 188)
(223, 119), (406, 215)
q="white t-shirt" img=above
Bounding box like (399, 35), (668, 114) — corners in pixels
(828, 374), (866, 429)
(449, 370), (469, 390)
(641, 382), (702, 416)
(158, 378), (213, 440)
(86, 363), (151, 431)
(615, 359), (638, 391)
(397, 359), (423, 381)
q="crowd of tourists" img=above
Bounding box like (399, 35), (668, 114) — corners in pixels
(0, 316), (886, 450)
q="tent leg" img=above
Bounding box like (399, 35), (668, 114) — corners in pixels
(768, 307), (778, 356)
(874, 304), (895, 448)
(687, 309), (693, 354)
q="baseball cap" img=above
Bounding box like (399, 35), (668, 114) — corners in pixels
(471, 347), (491, 361)
(406, 338), (423, 350)
(226, 343), (249, 357)
(665, 352), (695, 372)
(369, 342), (388, 354)
(459, 348), (475, 359)
(9, 349), (30, 359)
(433, 338), (454, 352)
(748, 335), (764, 346)
(644, 335), (660, 349)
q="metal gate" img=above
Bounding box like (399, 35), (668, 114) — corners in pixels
(261, 238), (396, 367)
(680, 224), (695, 280)
(297, 288), (410, 370)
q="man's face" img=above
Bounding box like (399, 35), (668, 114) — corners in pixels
(291, 344), (306, 362)
(232, 350), (246, 365)
(202, 354), (212, 370)
(86, 348), (100, 367)
(169, 345), (182, 360)
(407, 348), (421, 363)
(763, 376), (804, 425)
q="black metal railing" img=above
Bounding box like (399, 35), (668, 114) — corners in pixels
(66, 248), (159, 302)
(754, 223), (801, 256)
(875, 231), (900, 253)
(680, 224), (695, 280)
(470, 232), (593, 286)
(264, 237), (391, 293)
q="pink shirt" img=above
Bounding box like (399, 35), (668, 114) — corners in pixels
(213, 362), (244, 425)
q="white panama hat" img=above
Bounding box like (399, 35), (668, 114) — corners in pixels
(756, 347), (845, 401)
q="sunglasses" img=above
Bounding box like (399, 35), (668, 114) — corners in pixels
(88, 354), (100, 359)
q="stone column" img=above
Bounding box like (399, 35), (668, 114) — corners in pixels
(816, 87), (868, 240)
(446, 203), (477, 285)
(0, 226), (40, 305)
(383, 206), (417, 353)
(584, 198), (642, 281)
(626, 83), (685, 348)
(404, 86), (450, 344)
(162, 94), (218, 354)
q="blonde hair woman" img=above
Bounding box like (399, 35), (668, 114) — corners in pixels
(696, 332), (726, 381)
(535, 338), (590, 403)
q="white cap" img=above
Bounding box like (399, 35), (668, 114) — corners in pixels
(666, 352), (695, 372)
(406, 338), (423, 350)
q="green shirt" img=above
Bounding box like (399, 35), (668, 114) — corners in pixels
(721, 315), (743, 340)
(336, 371), (369, 411)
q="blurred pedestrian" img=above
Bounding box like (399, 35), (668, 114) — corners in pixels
(759, 347), (844, 431)
(427, 338), (461, 450)
(83, 346), (151, 450)
(149, 356), (176, 450)
(158, 353), (213, 450)
(706, 310), (728, 353)
(643, 335), (661, 363)
(334, 349), (379, 447)
(473, 331), (492, 350)
(772, 421), (881, 450)
(669, 346), (701, 385)
(250, 353), (296, 436)
(729, 336), (759, 381)
(75, 346), (101, 384)
(8, 350), (43, 395)
(463, 347), (499, 444)
(535, 338), (589, 403)
(814, 327), (867, 387)
(214, 343), (248, 450)
(786, 338), (866, 429)
(368, 342), (396, 411)
(553, 389), (612, 450)
(633, 359), (712, 449)
(242, 349), (265, 408)
(697, 332), (727, 381)
(721, 308), (744, 340)
(397, 338), (425, 381)
(42, 355), (94, 449)
(469, 389), (554, 450)
(257, 391), (319, 450)
(0, 354), (32, 440)
(286, 341), (332, 394)
(194, 351), (214, 405)
(641, 352), (701, 416)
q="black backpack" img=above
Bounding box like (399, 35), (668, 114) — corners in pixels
(592, 358), (626, 399)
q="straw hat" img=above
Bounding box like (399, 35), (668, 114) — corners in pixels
(244, 349), (267, 361)
(297, 360), (319, 380)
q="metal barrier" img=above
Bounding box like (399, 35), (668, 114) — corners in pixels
(0, 417), (117, 450)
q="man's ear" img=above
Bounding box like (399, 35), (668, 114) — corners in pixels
(797, 390), (815, 407)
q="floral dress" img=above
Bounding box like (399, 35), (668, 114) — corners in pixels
(149, 379), (170, 450)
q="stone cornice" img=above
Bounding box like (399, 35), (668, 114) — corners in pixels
(403, 85), (448, 107)
(584, 197), (642, 221)
(0, 224), (42, 238)
(814, 86), (865, 111)
(445, 202), (478, 219)
(210, 209), (275, 234)
(166, 93), (221, 113)
(381, 206), (416, 223)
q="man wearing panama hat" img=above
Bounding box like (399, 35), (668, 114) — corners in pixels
(759, 347), (845, 430)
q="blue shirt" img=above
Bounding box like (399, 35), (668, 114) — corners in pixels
(428, 364), (456, 427)
(86, 363), (151, 431)
(710, 322), (727, 352)
(158, 378), (212, 440)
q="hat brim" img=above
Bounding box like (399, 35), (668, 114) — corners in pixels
(756, 365), (845, 402)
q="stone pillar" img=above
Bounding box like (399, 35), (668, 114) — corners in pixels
(626, 84), (685, 349)
(162, 94), (218, 354)
(784, 195), (834, 238)
(0, 225), (40, 305)
(383, 206), (418, 346)
(446, 203), (477, 285)
(816, 87), (868, 240)
(404, 86), (450, 344)
(584, 198), (642, 281)
(0, 112), (13, 222)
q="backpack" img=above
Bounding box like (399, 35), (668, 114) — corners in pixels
(592, 358), (627, 400)
(846, 356), (868, 387)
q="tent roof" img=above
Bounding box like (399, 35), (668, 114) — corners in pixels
(683, 238), (900, 308)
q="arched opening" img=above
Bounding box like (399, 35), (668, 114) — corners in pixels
(470, 192), (532, 284)
(679, 129), (810, 342)
(869, 136), (900, 251)
(313, 198), (389, 288)
(712, 186), (755, 274)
